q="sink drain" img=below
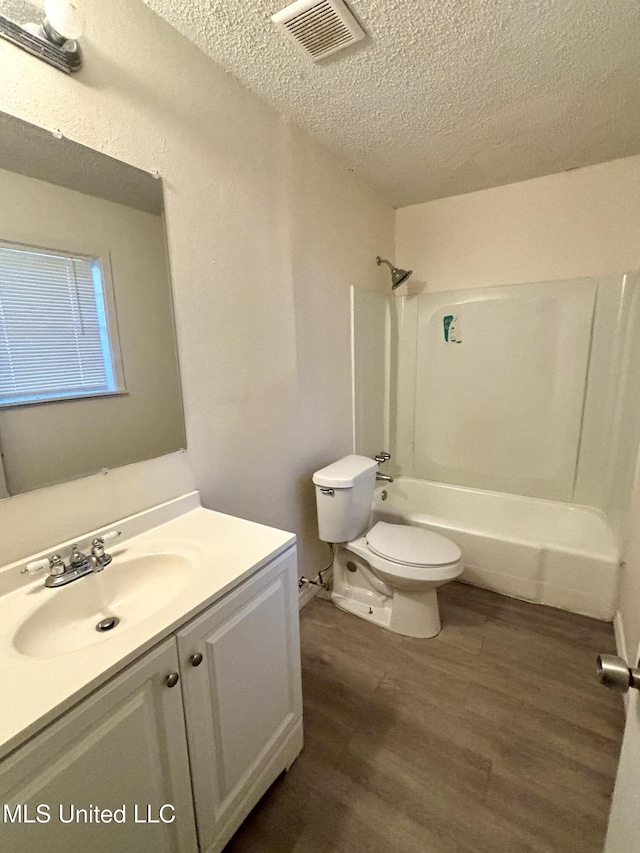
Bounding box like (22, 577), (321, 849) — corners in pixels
(96, 616), (120, 633)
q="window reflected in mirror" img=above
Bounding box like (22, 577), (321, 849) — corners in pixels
(0, 111), (186, 496)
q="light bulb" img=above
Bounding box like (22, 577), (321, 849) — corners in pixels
(44, 0), (85, 40)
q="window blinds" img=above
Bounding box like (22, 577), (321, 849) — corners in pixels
(0, 242), (116, 406)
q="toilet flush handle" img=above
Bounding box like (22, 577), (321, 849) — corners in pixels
(320, 488), (335, 496)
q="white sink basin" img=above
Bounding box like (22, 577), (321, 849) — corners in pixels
(0, 498), (296, 762)
(13, 551), (194, 658)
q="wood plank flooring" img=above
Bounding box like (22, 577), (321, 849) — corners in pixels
(224, 582), (625, 852)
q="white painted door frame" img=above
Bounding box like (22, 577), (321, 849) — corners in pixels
(604, 643), (640, 852)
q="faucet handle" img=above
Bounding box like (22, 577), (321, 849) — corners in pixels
(21, 554), (66, 576)
(49, 555), (66, 577)
(91, 538), (105, 559)
(91, 530), (121, 556)
(21, 558), (49, 575)
(90, 530), (120, 570)
(104, 530), (121, 541)
(96, 530), (121, 545)
(374, 451), (391, 463)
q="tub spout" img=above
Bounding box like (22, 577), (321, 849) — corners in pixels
(376, 472), (394, 483)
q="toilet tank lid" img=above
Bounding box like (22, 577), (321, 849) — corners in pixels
(313, 455), (378, 488)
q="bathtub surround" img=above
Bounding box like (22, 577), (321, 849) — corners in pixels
(352, 273), (640, 619)
(350, 159), (640, 630)
(369, 275), (640, 525)
(0, 0), (394, 573)
(393, 156), (640, 652)
(351, 289), (393, 462)
(411, 279), (603, 501)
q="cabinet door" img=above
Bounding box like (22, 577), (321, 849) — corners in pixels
(0, 638), (198, 853)
(177, 547), (303, 853)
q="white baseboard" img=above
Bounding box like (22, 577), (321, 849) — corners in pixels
(298, 564), (334, 610)
(298, 581), (318, 611)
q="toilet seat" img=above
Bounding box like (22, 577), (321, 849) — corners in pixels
(366, 521), (461, 568)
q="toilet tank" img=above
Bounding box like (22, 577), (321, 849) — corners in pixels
(313, 455), (378, 543)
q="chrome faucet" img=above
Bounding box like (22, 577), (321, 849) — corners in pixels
(374, 450), (394, 483)
(22, 530), (121, 588)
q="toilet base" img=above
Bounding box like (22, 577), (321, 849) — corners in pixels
(390, 587), (441, 638)
(332, 591), (392, 632)
(331, 587), (441, 639)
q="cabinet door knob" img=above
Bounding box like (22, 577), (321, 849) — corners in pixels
(190, 652), (203, 667)
(166, 672), (180, 688)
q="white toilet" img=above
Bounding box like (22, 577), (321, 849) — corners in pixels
(313, 455), (462, 638)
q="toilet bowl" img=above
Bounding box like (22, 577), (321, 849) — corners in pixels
(313, 455), (462, 638)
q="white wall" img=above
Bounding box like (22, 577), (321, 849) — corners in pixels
(0, 0), (394, 572)
(396, 156), (640, 292)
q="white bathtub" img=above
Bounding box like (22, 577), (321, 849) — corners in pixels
(372, 477), (620, 620)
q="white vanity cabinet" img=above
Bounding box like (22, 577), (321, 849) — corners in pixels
(177, 546), (303, 853)
(0, 637), (198, 853)
(0, 543), (302, 853)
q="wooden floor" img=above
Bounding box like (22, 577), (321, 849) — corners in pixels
(225, 583), (625, 853)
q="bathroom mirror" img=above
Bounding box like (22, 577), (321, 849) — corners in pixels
(0, 111), (186, 496)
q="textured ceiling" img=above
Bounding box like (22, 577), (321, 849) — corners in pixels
(146, 0), (640, 208)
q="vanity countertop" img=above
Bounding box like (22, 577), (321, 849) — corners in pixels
(0, 493), (295, 761)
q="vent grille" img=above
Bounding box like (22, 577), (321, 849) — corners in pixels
(271, 0), (365, 62)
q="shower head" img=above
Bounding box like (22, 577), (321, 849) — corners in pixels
(376, 256), (413, 290)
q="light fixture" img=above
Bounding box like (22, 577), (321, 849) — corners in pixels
(0, 0), (84, 73)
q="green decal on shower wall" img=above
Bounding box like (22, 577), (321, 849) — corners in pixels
(443, 315), (454, 342)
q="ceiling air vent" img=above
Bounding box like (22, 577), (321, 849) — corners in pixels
(271, 0), (365, 62)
